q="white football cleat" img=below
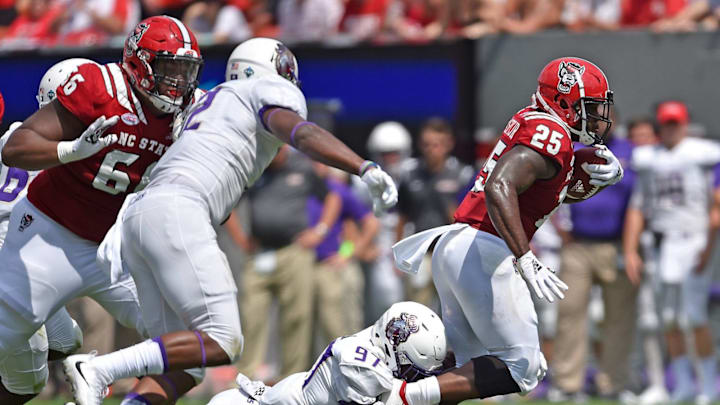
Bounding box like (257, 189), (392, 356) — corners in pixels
(637, 385), (670, 405)
(63, 353), (108, 405)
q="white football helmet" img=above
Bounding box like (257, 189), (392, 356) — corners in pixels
(225, 37), (299, 86)
(37, 58), (97, 108)
(371, 301), (447, 382)
(367, 121), (412, 156)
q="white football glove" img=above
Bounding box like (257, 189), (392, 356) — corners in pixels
(584, 145), (624, 187)
(57, 115), (119, 164)
(361, 165), (398, 216)
(514, 251), (568, 303)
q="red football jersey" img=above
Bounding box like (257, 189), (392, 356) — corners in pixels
(28, 62), (173, 243)
(454, 106), (575, 240)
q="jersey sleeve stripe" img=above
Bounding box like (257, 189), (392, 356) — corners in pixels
(129, 87), (148, 125)
(167, 16), (191, 49)
(108, 64), (133, 113)
(97, 65), (114, 99)
(524, 114), (571, 134)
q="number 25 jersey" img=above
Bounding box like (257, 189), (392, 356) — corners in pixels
(27, 62), (173, 243)
(454, 106), (575, 241)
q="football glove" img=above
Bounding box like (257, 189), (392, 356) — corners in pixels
(585, 145), (624, 187)
(361, 164), (398, 216)
(514, 250), (568, 303)
(57, 115), (119, 164)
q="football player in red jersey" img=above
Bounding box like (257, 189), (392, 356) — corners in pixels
(0, 16), (204, 404)
(389, 58), (624, 403)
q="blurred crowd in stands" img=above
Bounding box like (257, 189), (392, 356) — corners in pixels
(1, 0), (720, 50)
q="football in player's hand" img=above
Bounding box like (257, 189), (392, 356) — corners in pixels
(566, 147), (608, 200)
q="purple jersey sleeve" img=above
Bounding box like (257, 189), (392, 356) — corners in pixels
(714, 163), (720, 188)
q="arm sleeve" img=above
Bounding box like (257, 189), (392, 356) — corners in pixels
(249, 75), (308, 131)
(515, 117), (574, 169)
(55, 63), (114, 126)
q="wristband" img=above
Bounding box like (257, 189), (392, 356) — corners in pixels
(314, 222), (329, 237)
(338, 240), (355, 259)
(290, 121), (315, 147)
(56, 141), (75, 164)
(359, 160), (379, 177)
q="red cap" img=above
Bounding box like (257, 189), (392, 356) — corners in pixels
(657, 101), (688, 124)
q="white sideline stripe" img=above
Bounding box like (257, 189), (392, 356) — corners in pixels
(98, 65), (114, 98)
(167, 16), (191, 49)
(108, 64), (133, 113)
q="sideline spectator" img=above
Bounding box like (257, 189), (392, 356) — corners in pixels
(620, 0), (686, 26)
(229, 147), (341, 380)
(384, 0), (452, 42)
(340, 0), (391, 41)
(353, 121), (412, 323)
(183, 0), (252, 43)
(501, 0), (565, 34)
(140, 0), (192, 19)
(551, 131), (637, 401)
(53, 0), (141, 46)
(455, 0), (504, 38)
(311, 163), (379, 342)
(396, 117), (474, 309)
(2, 0), (63, 47)
(277, 0), (345, 43)
(0, 0), (17, 37)
(650, 0), (718, 31)
(562, 0), (621, 30)
(624, 101), (720, 405)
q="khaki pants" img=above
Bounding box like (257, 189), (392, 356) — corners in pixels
(238, 244), (315, 379)
(553, 240), (638, 394)
(314, 259), (364, 342)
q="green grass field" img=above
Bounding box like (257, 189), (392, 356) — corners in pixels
(26, 399), (624, 405)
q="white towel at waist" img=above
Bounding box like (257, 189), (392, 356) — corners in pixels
(392, 223), (467, 274)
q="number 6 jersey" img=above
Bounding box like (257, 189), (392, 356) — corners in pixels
(27, 62), (174, 242)
(454, 105), (575, 240)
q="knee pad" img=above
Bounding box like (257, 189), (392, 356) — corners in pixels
(472, 356), (521, 398)
(0, 328), (49, 395)
(205, 324), (244, 363)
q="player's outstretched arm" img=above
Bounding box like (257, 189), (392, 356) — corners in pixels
(264, 107), (397, 215)
(484, 145), (556, 257)
(485, 145), (568, 302)
(264, 107), (364, 173)
(1, 100), (117, 170)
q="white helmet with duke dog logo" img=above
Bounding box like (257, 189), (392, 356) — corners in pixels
(370, 301), (447, 382)
(226, 37), (299, 87)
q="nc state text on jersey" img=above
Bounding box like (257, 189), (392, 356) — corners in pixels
(116, 132), (169, 156)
